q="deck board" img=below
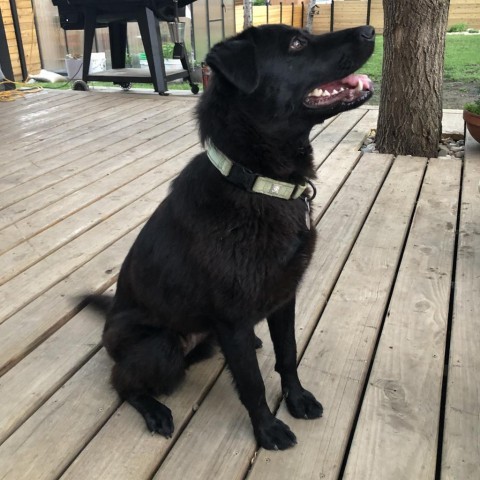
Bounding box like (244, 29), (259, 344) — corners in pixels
(343, 158), (461, 479)
(249, 155), (427, 480)
(442, 133), (480, 480)
(0, 89), (475, 480)
(0, 104), (192, 207)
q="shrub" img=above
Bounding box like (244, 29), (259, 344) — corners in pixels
(448, 23), (468, 32)
(464, 99), (480, 115)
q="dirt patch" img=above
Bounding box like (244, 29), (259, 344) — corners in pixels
(367, 81), (480, 109)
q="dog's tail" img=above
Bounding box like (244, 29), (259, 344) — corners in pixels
(80, 294), (113, 315)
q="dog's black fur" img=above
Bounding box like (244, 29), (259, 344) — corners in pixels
(87, 24), (374, 450)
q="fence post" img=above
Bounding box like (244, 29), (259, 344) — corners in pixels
(301, 2), (304, 28)
(330, 0), (335, 32)
(367, 0), (372, 25)
(291, 2), (294, 26)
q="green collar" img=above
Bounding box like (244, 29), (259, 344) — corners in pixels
(205, 139), (307, 200)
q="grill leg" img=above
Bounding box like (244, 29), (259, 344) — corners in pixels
(109, 22), (128, 69)
(137, 7), (167, 94)
(82, 8), (96, 82)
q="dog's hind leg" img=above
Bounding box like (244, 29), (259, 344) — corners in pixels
(267, 296), (323, 419)
(103, 309), (186, 437)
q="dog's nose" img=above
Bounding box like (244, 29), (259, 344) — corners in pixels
(360, 26), (375, 40)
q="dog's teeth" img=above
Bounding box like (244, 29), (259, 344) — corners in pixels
(356, 79), (363, 92)
(312, 88), (323, 97)
(332, 89), (338, 95)
(339, 87), (345, 92)
(322, 90), (331, 97)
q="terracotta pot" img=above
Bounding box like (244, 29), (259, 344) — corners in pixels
(464, 109), (480, 143)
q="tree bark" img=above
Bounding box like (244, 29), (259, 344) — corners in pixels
(305, 0), (317, 33)
(376, 0), (450, 158)
(243, 0), (253, 30)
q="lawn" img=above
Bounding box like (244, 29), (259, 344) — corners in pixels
(362, 33), (480, 107)
(363, 34), (480, 82)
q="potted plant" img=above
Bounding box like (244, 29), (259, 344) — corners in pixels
(464, 98), (480, 143)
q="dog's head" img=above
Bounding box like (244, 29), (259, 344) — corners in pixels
(204, 25), (375, 127)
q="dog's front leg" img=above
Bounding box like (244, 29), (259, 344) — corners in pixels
(215, 323), (297, 450)
(267, 296), (323, 419)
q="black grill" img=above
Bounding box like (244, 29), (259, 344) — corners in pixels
(52, 0), (198, 94)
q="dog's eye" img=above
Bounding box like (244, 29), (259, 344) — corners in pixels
(289, 36), (307, 52)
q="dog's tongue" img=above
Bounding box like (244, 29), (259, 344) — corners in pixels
(341, 74), (373, 91)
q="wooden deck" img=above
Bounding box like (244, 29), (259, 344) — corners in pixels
(0, 89), (478, 480)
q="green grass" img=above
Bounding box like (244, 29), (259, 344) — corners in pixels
(444, 35), (480, 81)
(361, 34), (480, 83)
(448, 23), (468, 32)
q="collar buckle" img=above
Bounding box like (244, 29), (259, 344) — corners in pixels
(228, 163), (259, 192)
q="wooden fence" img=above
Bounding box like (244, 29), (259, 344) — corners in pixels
(1, 0), (41, 81)
(236, 0), (480, 34)
(235, 4), (305, 31)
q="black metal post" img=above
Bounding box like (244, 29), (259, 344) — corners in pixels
(206, 0), (211, 49)
(366, 0), (372, 25)
(0, 8), (15, 87)
(291, 2), (294, 26)
(8, 0), (28, 80)
(30, 0), (44, 69)
(266, 3), (269, 24)
(280, 2), (283, 24)
(330, 0), (334, 32)
(301, 1), (304, 28)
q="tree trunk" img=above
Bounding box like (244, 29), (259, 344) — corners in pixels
(376, 0), (450, 158)
(305, 0), (317, 33)
(243, 0), (253, 30)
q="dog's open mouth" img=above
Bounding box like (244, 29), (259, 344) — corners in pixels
(304, 74), (373, 108)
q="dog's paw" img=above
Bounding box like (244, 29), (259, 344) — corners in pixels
(285, 388), (323, 419)
(254, 417), (297, 450)
(143, 402), (174, 438)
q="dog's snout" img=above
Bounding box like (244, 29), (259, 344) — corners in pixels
(360, 26), (375, 40)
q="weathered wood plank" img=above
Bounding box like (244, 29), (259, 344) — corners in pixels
(0, 284), (113, 444)
(343, 158), (461, 480)
(0, 111), (195, 223)
(152, 154), (393, 480)
(0, 126), (199, 278)
(248, 156), (427, 480)
(442, 134), (480, 480)
(5, 97), (188, 161)
(0, 145), (200, 375)
(0, 102), (191, 206)
(311, 108), (368, 169)
(61, 351), (225, 480)
(0, 226), (137, 376)
(0, 350), (117, 480)
(0, 100), (193, 184)
(0, 94), (117, 147)
(0, 147), (192, 312)
(0, 91), (82, 124)
(0, 144), (196, 323)
(312, 110), (378, 218)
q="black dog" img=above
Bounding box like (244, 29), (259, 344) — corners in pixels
(88, 24), (374, 450)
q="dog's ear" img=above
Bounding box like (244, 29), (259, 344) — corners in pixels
(206, 39), (259, 94)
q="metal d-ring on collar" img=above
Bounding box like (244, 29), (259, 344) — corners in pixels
(206, 138), (310, 201)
